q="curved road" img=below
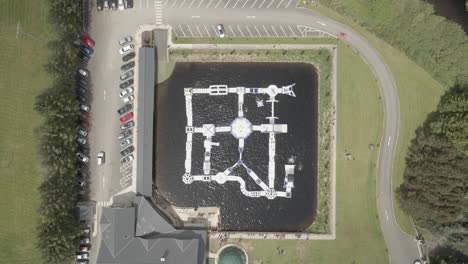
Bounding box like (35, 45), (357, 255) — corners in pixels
(164, 6), (419, 263)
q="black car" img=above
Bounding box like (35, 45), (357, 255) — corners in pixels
(122, 52), (135, 62)
(119, 79), (134, 89)
(117, 104), (133, 115)
(97, 0), (103, 10)
(126, 0), (133, 8)
(118, 129), (132, 140)
(77, 77), (88, 87)
(78, 52), (90, 62)
(80, 45), (94, 56)
(77, 86), (87, 95)
(121, 61), (135, 71)
(120, 120), (135, 130)
(120, 145), (135, 156)
(77, 95), (87, 103)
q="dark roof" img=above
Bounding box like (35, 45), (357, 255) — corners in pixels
(97, 198), (207, 264)
(136, 47), (155, 197)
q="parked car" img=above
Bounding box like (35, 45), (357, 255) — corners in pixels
(119, 87), (134, 98)
(126, 0), (134, 8)
(80, 45), (94, 56)
(97, 151), (105, 165)
(77, 127), (88, 137)
(122, 95), (134, 103)
(80, 104), (90, 112)
(118, 0), (125, 10)
(78, 52), (90, 62)
(80, 246), (90, 252)
(77, 170), (87, 180)
(111, 0), (117, 10)
(121, 154), (134, 164)
(76, 253), (89, 260)
(119, 44), (134, 55)
(77, 68), (90, 78)
(77, 77), (88, 87)
(120, 112), (133, 123)
(120, 138), (132, 147)
(120, 120), (135, 130)
(80, 35), (95, 48)
(122, 52), (135, 62)
(76, 260), (89, 264)
(77, 153), (89, 163)
(121, 61), (135, 71)
(104, 0), (109, 10)
(97, 0), (103, 10)
(76, 136), (87, 145)
(119, 78), (134, 89)
(77, 95), (87, 104)
(217, 24), (225, 38)
(80, 238), (90, 245)
(118, 36), (133, 46)
(117, 104), (133, 115)
(77, 179), (86, 187)
(77, 86), (87, 95)
(120, 145), (135, 156)
(118, 129), (132, 140)
(120, 70), (134, 81)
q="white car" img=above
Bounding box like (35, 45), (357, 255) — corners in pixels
(97, 151), (105, 165)
(118, 0), (124, 10)
(217, 24), (225, 38)
(77, 153), (89, 163)
(119, 44), (134, 55)
(80, 104), (90, 112)
(122, 95), (134, 103)
(76, 253), (89, 260)
(119, 87), (134, 98)
(119, 36), (133, 46)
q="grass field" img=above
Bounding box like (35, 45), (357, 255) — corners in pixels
(301, 3), (446, 234)
(0, 0), (52, 262)
(203, 43), (387, 263)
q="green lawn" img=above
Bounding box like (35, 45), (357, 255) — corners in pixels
(301, 3), (446, 235)
(0, 0), (52, 262)
(207, 43), (387, 263)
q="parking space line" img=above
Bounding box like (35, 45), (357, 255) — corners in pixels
(258, 0), (267, 8)
(214, 0), (223, 8)
(227, 25), (236, 37)
(245, 25), (253, 37)
(188, 0), (197, 8)
(284, 0), (293, 8)
(206, 0), (214, 7)
(237, 25), (245, 37)
(197, 0), (206, 7)
(224, 0), (232, 8)
(288, 25), (295, 36)
(211, 25), (219, 36)
(170, 0), (178, 8)
(196, 25), (203, 37)
(162, 0), (169, 8)
(178, 0), (187, 8)
(262, 25), (270, 36)
(204, 25), (211, 36)
(279, 25), (287, 36)
(271, 25), (279, 37)
(267, 0), (275, 8)
(140, 0), (142, 8)
(250, 0), (260, 8)
(253, 25), (261, 36)
(187, 25), (195, 36)
(179, 25), (186, 37)
(233, 0), (241, 8)
(242, 0), (250, 8)
(276, 0), (285, 7)
(147, 0), (149, 8)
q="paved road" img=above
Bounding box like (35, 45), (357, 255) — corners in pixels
(86, 2), (420, 263)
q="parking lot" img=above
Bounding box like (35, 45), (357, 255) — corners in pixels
(161, 0), (297, 9)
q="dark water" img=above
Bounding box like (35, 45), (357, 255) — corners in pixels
(154, 62), (318, 231)
(427, 0), (468, 33)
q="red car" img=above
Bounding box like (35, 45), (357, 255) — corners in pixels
(80, 34), (95, 48)
(120, 112), (133, 123)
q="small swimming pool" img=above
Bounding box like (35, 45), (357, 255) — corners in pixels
(217, 245), (248, 264)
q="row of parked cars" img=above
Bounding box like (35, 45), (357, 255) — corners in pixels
(117, 35), (136, 164)
(96, 0), (133, 11)
(76, 225), (92, 263)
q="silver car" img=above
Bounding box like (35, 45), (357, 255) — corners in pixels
(118, 36), (133, 46)
(120, 138), (132, 147)
(120, 70), (134, 81)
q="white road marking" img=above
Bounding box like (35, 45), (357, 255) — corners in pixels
(266, 0), (275, 8)
(233, 0), (241, 8)
(224, 0), (232, 8)
(245, 25), (253, 37)
(196, 25), (203, 37)
(387, 136), (391, 146)
(246, 15), (256, 18)
(197, 0), (206, 7)
(271, 25), (279, 37)
(16, 21), (20, 39)
(162, 0), (169, 8)
(262, 25), (270, 36)
(317, 21), (326, 26)
(253, 25), (261, 36)
(258, 0), (267, 8)
(104, 90), (107, 101)
(279, 25), (287, 36)
(237, 25), (245, 37)
(179, 0), (187, 8)
(227, 25), (236, 36)
(179, 25), (186, 36)
(187, 24), (195, 36)
(187, 0), (197, 8)
(204, 25), (210, 36)
(211, 25), (219, 36)
(191, 15), (200, 18)
(170, 0), (178, 8)
(206, 0), (214, 7)
(250, 0), (260, 8)
(276, 0), (285, 8)
(284, 0), (293, 8)
(214, 0), (223, 8)
(241, 0), (250, 8)
(140, 0), (142, 7)
(385, 210), (389, 221)
(147, 0), (149, 8)
(288, 25), (295, 36)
